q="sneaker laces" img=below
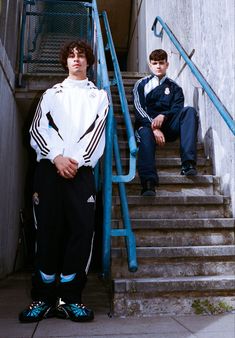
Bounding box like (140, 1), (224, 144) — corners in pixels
(75, 303), (85, 308)
(28, 300), (44, 310)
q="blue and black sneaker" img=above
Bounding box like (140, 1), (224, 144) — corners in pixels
(19, 300), (56, 323)
(56, 301), (94, 322)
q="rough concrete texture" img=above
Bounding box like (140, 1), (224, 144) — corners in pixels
(0, 273), (235, 338)
(112, 259), (235, 279)
(0, 44), (25, 279)
(113, 293), (235, 317)
(110, 71), (234, 316)
(128, 0), (235, 215)
(0, 0), (26, 279)
(128, 229), (234, 247)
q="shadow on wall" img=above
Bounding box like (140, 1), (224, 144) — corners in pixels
(204, 127), (232, 206)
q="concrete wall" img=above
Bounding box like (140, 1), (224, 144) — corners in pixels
(97, 0), (132, 52)
(127, 0), (147, 72)
(128, 0), (235, 215)
(0, 0), (25, 278)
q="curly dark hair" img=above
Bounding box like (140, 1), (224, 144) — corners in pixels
(149, 49), (168, 62)
(60, 40), (95, 71)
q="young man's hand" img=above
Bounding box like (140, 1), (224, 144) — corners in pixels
(151, 114), (165, 129)
(53, 155), (78, 179)
(153, 128), (165, 146)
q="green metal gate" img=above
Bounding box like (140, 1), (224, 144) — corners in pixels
(20, 0), (92, 74)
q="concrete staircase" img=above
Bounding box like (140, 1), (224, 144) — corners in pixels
(110, 72), (235, 316)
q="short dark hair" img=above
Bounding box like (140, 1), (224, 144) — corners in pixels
(149, 49), (168, 62)
(60, 40), (95, 71)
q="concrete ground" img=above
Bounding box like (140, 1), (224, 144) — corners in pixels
(0, 272), (234, 338)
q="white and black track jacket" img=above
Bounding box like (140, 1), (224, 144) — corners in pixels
(30, 78), (109, 168)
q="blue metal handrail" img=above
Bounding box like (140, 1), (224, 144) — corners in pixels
(102, 11), (138, 181)
(90, 0), (114, 278)
(152, 16), (235, 136)
(91, 1), (137, 277)
(101, 11), (138, 273)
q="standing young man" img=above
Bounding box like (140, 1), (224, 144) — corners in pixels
(133, 49), (198, 196)
(19, 41), (109, 323)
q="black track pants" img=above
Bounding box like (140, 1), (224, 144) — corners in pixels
(32, 160), (96, 302)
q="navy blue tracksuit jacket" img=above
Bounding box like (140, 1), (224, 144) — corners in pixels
(133, 75), (184, 130)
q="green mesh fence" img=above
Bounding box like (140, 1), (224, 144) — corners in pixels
(23, 0), (92, 73)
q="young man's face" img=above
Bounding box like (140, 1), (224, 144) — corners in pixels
(149, 59), (169, 79)
(67, 47), (88, 78)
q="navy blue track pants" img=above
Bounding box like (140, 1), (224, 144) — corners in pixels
(136, 106), (198, 185)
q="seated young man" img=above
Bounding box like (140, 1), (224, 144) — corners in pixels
(133, 49), (198, 196)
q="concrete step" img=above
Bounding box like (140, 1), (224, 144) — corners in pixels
(112, 257), (235, 279)
(15, 74), (65, 93)
(113, 157), (212, 175)
(112, 275), (235, 316)
(112, 218), (235, 230)
(113, 175), (219, 196)
(112, 218), (235, 247)
(112, 195), (231, 219)
(109, 71), (148, 79)
(113, 274), (235, 293)
(113, 103), (134, 113)
(114, 113), (134, 125)
(112, 93), (133, 104)
(113, 194), (227, 205)
(117, 141), (205, 157)
(113, 245), (235, 259)
(112, 86), (134, 95)
(112, 245), (235, 278)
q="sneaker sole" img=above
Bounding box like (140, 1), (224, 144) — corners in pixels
(142, 190), (156, 196)
(56, 310), (94, 322)
(185, 169), (197, 176)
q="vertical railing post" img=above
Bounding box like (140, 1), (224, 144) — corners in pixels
(113, 122), (137, 272)
(91, 0), (114, 278)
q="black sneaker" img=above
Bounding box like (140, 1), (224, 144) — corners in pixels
(56, 302), (94, 322)
(141, 180), (156, 196)
(181, 161), (197, 176)
(19, 300), (55, 323)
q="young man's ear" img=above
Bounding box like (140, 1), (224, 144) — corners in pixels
(148, 61), (152, 69)
(148, 61), (154, 72)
